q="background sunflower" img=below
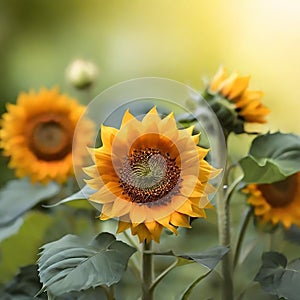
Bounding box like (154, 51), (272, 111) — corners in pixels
(244, 172), (300, 229)
(0, 88), (91, 183)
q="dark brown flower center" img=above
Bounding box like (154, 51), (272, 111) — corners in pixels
(27, 114), (73, 161)
(118, 147), (181, 206)
(258, 173), (298, 208)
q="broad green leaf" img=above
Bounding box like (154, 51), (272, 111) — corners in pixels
(0, 264), (106, 300)
(0, 264), (46, 299)
(0, 217), (23, 243)
(178, 245), (229, 269)
(0, 178), (59, 226)
(59, 286), (106, 300)
(45, 185), (98, 209)
(240, 132), (300, 184)
(0, 211), (53, 283)
(38, 232), (136, 296)
(255, 251), (300, 300)
(173, 246), (228, 299)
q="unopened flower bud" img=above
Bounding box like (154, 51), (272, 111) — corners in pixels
(66, 59), (98, 90)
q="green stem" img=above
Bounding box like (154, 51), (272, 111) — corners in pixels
(142, 241), (154, 300)
(123, 230), (139, 249)
(150, 258), (178, 292)
(224, 174), (244, 206)
(182, 270), (212, 300)
(142, 250), (174, 256)
(217, 167), (234, 300)
(233, 206), (252, 269)
(102, 285), (115, 300)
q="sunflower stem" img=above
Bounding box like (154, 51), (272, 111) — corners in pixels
(217, 169), (234, 300)
(102, 285), (115, 300)
(233, 206), (252, 269)
(143, 250), (174, 256)
(142, 241), (154, 300)
(123, 230), (139, 249)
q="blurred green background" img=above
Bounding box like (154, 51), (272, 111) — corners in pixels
(1, 0), (299, 133)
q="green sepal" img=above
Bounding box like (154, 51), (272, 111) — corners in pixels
(203, 90), (245, 134)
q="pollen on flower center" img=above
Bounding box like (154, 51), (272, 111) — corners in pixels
(27, 115), (73, 161)
(258, 174), (298, 208)
(118, 147), (181, 206)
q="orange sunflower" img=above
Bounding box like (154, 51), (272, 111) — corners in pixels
(244, 172), (300, 228)
(84, 107), (220, 243)
(0, 88), (93, 183)
(209, 66), (270, 124)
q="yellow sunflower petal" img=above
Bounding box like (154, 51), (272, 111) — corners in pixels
(131, 223), (152, 243)
(156, 216), (178, 234)
(170, 212), (191, 228)
(145, 221), (163, 242)
(116, 221), (132, 233)
(244, 172), (300, 229)
(100, 124), (118, 148)
(228, 76), (250, 100)
(120, 109), (136, 127)
(0, 88), (93, 183)
(85, 107), (219, 242)
(209, 67), (269, 127)
(210, 65), (227, 92)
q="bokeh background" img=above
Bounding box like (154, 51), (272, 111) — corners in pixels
(0, 1), (300, 299)
(1, 0), (299, 133)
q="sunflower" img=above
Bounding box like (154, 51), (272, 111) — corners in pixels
(244, 172), (300, 228)
(205, 66), (270, 134)
(0, 88), (93, 183)
(84, 107), (220, 243)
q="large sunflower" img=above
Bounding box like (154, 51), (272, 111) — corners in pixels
(0, 88), (92, 183)
(84, 107), (220, 243)
(209, 66), (270, 123)
(244, 172), (300, 228)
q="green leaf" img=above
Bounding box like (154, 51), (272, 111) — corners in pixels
(178, 245), (229, 269)
(38, 232), (136, 296)
(60, 286), (106, 300)
(0, 178), (59, 226)
(45, 185), (97, 208)
(0, 211), (53, 283)
(0, 264), (106, 300)
(240, 132), (300, 184)
(255, 251), (300, 300)
(172, 246), (228, 299)
(0, 217), (23, 243)
(0, 264), (47, 299)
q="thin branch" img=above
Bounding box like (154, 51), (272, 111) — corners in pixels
(142, 250), (174, 256)
(150, 258), (178, 292)
(224, 174), (244, 206)
(181, 270), (212, 300)
(233, 206), (252, 269)
(123, 230), (139, 249)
